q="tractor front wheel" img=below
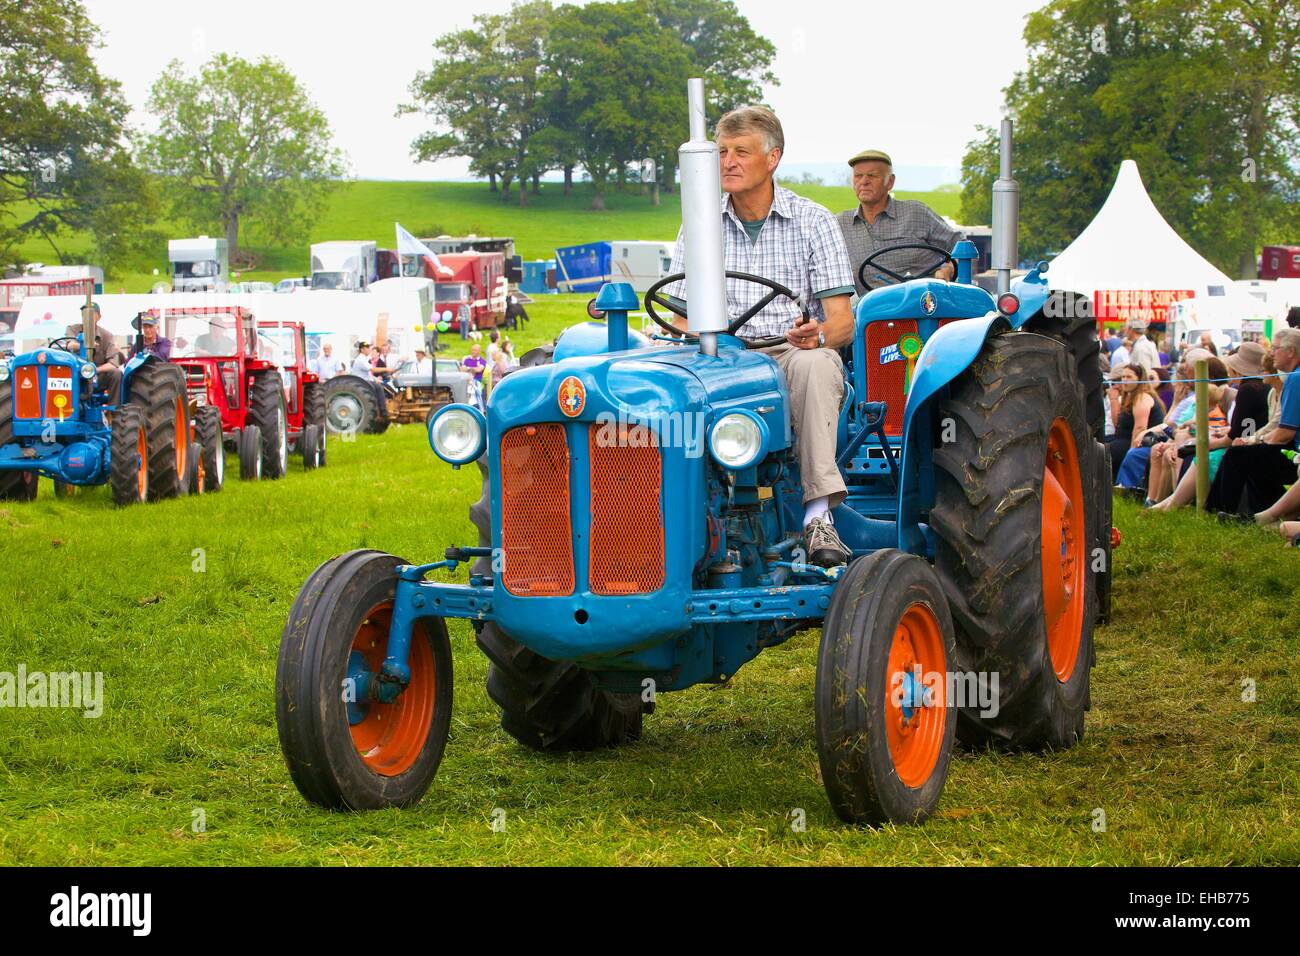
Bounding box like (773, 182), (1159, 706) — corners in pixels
(815, 549), (957, 825)
(302, 423), (322, 470)
(109, 405), (149, 506)
(0, 382), (38, 501)
(196, 405), (224, 493)
(930, 332), (1097, 750)
(276, 549), (453, 810)
(239, 424), (263, 481)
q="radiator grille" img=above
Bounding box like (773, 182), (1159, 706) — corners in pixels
(864, 319), (955, 435)
(499, 424), (574, 596)
(588, 428), (665, 595)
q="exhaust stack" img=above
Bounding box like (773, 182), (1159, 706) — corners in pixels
(678, 78), (727, 356)
(991, 118), (1019, 296)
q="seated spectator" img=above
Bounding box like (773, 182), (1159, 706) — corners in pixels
(1106, 362), (1166, 480)
(1205, 327), (1300, 516)
(1147, 360), (1232, 510)
(1224, 341), (1270, 440)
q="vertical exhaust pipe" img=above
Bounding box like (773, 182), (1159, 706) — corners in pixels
(679, 78), (727, 357)
(991, 118), (1019, 297)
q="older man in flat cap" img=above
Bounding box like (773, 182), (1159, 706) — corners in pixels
(837, 149), (964, 295)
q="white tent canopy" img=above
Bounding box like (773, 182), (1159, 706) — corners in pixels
(1047, 159), (1233, 295)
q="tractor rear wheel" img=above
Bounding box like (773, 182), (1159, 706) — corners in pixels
(303, 381), (325, 429)
(0, 382), (38, 501)
(324, 375), (388, 436)
(276, 549), (453, 810)
(196, 405), (224, 492)
(815, 549), (958, 825)
(930, 332), (1097, 751)
(1025, 291), (1105, 442)
(248, 371), (288, 479)
(239, 424), (263, 481)
(110, 405), (148, 506)
(469, 456), (645, 750)
(123, 361), (189, 500)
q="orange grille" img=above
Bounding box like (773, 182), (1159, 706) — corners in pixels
(500, 424), (574, 596)
(864, 319), (955, 435)
(588, 428), (665, 595)
(13, 366), (41, 419)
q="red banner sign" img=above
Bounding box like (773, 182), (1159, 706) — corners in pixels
(1093, 289), (1194, 325)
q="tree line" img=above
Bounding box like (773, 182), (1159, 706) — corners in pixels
(400, 0), (777, 209)
(960, 0), (1300, 277)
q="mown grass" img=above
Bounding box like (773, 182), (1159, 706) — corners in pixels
(11, 180), (959, 294)
(1, 372), (1296, 864)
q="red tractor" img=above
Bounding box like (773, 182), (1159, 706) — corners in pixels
(159, 306), (324, 481)
(255, 320), (327, 469)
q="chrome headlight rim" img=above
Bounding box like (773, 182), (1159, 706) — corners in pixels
(708, 409), (769, 471)
(80, 362), (96, 380)
(427, 403), (486, 465)
(0, 362), (10, 382)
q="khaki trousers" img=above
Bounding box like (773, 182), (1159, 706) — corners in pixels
(760, 343), (847, 507)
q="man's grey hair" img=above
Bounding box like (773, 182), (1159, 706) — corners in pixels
(716, 105), (784, 154)
(1273, 327), (1300, 353)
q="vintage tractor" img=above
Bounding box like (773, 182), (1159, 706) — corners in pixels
(276, 83), (1111, 824)
(163, 306), (323, 479)
(0, 310), (191, 505)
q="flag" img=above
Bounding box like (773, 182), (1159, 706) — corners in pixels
(396, 223), (453, 276)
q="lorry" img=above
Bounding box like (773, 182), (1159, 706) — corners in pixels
(0, 277), (96, 334)
(432, 252), (507, 332)
(169, 237), (229, 292)
(420, 235), (519, 282)
(274, 82), (1111, 826)
(311, 241), (378, 292)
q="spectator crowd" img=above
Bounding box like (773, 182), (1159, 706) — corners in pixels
(1106, 307), (1300, 547)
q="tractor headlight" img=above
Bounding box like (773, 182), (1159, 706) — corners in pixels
(428, 403), (486, 465)
(80, 362), (96, 380)
(0, 362), (9, 383)
(708, 410), (768, 471)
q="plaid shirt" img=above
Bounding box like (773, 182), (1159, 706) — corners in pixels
(666, 185), (854, 341)
(836, 197), (964, 295)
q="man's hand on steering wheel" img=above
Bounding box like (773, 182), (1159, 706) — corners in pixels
(644, 270), (807, 350)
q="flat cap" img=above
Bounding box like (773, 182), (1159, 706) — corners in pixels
(847, 148), (893, 167)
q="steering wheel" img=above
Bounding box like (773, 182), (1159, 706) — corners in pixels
(857, 243), (957, 292)
(48, 336), (84, 355)
(644, 271), (807, 349)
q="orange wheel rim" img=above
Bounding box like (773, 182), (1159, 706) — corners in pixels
(349, 603), (436, 777)
(136, 426), (148, 499)
(174, 399), (187, 478)
(885, 602), (947, 788)
(1041, 417), (1086, 682)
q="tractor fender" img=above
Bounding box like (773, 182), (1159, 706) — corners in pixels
(119, 351), (153, 398)
(895, 311), (1011, 554)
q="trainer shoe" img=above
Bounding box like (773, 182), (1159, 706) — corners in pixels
(802, 515), (851, 568)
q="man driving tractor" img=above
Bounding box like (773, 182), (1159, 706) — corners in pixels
(65, 302), (124, 401)
(837, 149), (964, 294)
(665, 105), (857, 568)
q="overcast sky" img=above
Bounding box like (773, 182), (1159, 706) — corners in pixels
(85, 0), (1040, 185)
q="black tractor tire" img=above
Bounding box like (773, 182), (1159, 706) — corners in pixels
(324, 375), (388, 436)
(469, 455), (644, 751)
(110, 405), (148, 506)
(815, 549), (958, 825)
(277, 549), (453, 810)
(123, 360), (190, 501)
(303, 381), (326, 428)
(302, 423), (321, 470)
(1092, 441), (1113, 625)
(196, 405), (224, 493)
(54, 481), (76, 498)
(239, 424), (264, 481)
(248, 371), (288, 479)
(0, 382), (39, 501)
(929, 331), (1097, 751)
(1025, 291), (1105, 442)
(184, 440), (204, 494)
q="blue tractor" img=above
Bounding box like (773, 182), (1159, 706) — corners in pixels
(276, 85), (1111, 824)
(0, 311), (200, 504)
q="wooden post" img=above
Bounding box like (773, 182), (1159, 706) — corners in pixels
(1195, 358), (1210, 510)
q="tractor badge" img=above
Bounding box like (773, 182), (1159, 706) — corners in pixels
(558, 375), (586, 417)
(920, 291), (937, 315)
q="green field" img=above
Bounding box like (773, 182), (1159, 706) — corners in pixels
(11, 180), (961, 294)
(1, 299), (1296, 866)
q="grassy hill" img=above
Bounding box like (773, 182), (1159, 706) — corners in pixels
(12, 180), (961, 294)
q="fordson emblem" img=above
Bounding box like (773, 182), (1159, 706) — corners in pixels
(558, 376), (586, 417)
(920, 291), (937, 315)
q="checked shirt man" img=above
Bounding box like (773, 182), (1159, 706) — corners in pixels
(665, 105), (856, 567)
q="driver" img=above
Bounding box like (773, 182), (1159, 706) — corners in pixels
(664, 105), (856, 567)
(837, 149), (964, 295)
(65, 302), (124, 402)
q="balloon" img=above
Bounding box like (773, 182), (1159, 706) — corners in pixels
(437, 321), (450, 333)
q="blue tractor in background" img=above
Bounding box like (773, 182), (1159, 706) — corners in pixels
(0, 310), (195, 505)
(276, 85), (1111, 824)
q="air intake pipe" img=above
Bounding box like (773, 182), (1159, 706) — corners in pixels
(678, 78), (728, 356)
